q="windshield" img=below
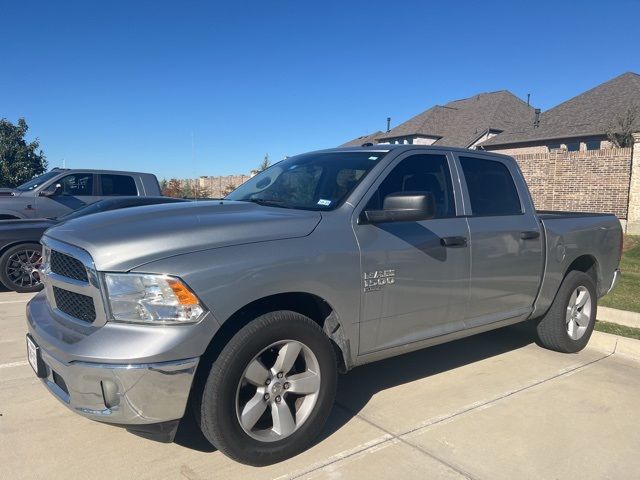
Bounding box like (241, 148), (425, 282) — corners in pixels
(15, 171), (61, 191)
(226, 151), (387, 210)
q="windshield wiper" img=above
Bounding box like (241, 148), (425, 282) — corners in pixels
(242, 198), (294, 209)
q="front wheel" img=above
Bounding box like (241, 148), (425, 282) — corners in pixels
(198, 311), (337, 465)
(0, 243), (44, 293)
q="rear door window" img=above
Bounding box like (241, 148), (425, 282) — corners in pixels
(459, 156), (522, 216)
(100, 175), (138, 196)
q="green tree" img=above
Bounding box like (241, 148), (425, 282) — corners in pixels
(0, 118), (47, 188)
(251, 153), (270, 175)
(181, 182), (193, 198)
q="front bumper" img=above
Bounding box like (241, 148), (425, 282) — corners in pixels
(33, 342), (198, 425)
(26, 293), (200, 426)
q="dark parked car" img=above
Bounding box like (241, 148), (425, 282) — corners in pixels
(0, 196), (187, 292)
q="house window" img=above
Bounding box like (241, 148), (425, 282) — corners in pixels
(548, 143), (561, 151)
(585, 140), (600, 151)
(566, 142), (580, 152)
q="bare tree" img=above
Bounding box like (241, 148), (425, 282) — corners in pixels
(222, 183), (237, 196)
(607, 104), (638, 148)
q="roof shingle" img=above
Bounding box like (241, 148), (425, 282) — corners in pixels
(377, 90), (535, 147)
(481, 72), (640, 147)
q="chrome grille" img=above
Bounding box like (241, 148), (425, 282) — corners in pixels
(42, 237), (107, 327)
(53, 286), (96, 323)
(51, 250), (88, 282)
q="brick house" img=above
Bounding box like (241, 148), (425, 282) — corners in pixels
(342, 90), (535, 149)
(479, 72), (640, 155)
(341, 72), (640, 233)
(479, 72), (640, 233)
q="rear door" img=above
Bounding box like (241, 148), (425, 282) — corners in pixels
(454, 153), (543, 327)
(354, 151), (470, 354)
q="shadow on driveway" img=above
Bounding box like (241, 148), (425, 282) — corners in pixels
(173, 323), (535, 453)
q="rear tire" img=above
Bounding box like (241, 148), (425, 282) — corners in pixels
(536, 271), (596, 353)
(0, 243), (44, 293)
(198, 311), (337, 466)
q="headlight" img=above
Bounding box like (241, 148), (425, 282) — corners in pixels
(104, 273), (205, 324)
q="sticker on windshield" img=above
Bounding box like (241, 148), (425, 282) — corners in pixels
(317, 199), (332, 207)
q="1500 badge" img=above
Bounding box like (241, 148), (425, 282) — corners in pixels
(363, 269), (396, 292)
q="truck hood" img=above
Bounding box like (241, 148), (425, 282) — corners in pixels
(43, 201), (322, 271)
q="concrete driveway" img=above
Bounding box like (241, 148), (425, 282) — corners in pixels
(1, 288), (639, 479)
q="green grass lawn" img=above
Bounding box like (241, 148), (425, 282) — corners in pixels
(595, 321), (640, 340)
(599, 235), (640, 313)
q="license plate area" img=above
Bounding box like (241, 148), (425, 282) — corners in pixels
(26, 335), (46, 378)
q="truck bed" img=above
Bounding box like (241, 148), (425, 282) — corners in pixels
(531, 210), (622, 319)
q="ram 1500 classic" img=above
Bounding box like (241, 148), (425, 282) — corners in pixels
(1, 168), (161, 220)
(26, 145), (621, 465)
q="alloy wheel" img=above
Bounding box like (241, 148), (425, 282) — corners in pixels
(235, 340), (321, 442)
(6, 249), (42, 289)
(566, 286), (591, 340)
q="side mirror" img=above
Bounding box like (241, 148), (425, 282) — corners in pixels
(39, 184), (62, 197)
(362, 192), (436, 224)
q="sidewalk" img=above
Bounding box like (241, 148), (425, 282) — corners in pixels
(598, 306), (640, 329)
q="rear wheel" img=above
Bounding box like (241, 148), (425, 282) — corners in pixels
(536, 271), (596, 353)
(0, 243), (44, 293)
(198, 311), (337, 465)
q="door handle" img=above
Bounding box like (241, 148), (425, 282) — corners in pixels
(520, 230), (540, 240)
(441, 236), (468, 248)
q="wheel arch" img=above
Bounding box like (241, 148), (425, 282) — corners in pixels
(564, 254), (600, 289)
(190, 292), (352, 407)
(0, 241), (40, 258)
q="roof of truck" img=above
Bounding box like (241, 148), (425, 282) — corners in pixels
(318, 144), (516, 160)
(48, 168), (157, 176)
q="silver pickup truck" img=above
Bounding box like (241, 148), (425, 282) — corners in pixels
(26, 145), (621, 465)
(0, 168), (161, 220)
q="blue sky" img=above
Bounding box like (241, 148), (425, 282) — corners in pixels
(3, 0), (640, 179)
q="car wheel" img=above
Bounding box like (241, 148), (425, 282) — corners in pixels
(0, 243), (44, 293)
(536, 270), (597, 353)
(199, 310), (337, 466)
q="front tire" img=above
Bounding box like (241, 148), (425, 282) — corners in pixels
(0, 243), (44, 293)
(536, 271), (597, 353)
(199, 311), (337, 465)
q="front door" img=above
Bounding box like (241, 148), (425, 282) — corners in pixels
(354, 151), (470, 354)
(454, 154), (543, 327)
(35, 173), (97, 218)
